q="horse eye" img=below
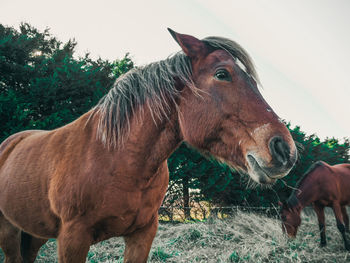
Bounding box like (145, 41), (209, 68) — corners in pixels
(214, 69), (232, 82)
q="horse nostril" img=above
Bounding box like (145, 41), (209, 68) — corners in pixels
(269, 137), (290, 166)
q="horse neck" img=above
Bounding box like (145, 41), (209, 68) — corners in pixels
(124, 105), (182, 167)
(293, 172), (321, 209)
(87, 99), (183, 175)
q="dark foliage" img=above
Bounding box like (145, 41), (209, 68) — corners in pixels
(0, 23), (133, 142)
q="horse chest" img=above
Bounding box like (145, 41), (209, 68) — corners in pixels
(92, 170), (168, 238)
(90, 186), (166, 242)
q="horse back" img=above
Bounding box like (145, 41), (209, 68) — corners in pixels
(0, 130), (45, 168)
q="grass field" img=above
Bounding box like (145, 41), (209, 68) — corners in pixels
(1, 208), (349, 262)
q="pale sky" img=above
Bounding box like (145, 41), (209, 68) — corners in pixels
(1, 0), (349, 140)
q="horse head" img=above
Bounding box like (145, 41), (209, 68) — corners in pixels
(169, 29), (297, 184)
(279, 200), (302, 237)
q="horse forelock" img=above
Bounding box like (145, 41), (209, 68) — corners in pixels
(93, 36), (259, 148)
(202, 36), (260, 86)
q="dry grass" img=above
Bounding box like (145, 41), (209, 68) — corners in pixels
(1, 208), (350, 262)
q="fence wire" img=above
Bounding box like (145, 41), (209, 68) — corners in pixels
(158, 205), (283, 222)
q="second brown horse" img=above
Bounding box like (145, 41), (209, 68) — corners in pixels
(280, 161), (350, 250)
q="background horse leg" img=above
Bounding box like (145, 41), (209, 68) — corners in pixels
(0, 212), (22, 263)
(313, 203), (327, 247)
(332, 203), (350, 250)
(123, 215), (158, 263)
(20, 232), (48, 263)
(57, 222), (92, 263)
(341, 206), (349, 232)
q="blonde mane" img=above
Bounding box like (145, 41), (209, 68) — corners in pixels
(93, 36), (259, 148)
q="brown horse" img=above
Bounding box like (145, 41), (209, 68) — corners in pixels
(280, 161), (350, 250)
(0, 28), (297, 263)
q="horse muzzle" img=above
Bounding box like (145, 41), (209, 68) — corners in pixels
(246, 137), (297, 184)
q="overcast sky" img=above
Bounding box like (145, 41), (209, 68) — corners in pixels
(2, 0), (349, 140)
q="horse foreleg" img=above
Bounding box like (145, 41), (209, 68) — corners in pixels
(313, 203), (326, 247)
(332, 203), (350, 251)
(341, 206), (349, 232)
(0, 212), (22, 263)
(123, 214), (158, 263)
(57, 222), (92, 263)
(20, 231), (48, 263)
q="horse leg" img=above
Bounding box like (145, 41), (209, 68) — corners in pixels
(0, 212), (22, 263)
(20, 231), (48, 263)
(57, 222), (92, 263)
(332, 203), (350, 250)
(123, 214), (158, 263)
(313, 203), (326, 247)
(341, 206), (349, 232)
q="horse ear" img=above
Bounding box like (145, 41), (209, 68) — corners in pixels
(167, 28), (207, 59)
(278, 201), (283, 207)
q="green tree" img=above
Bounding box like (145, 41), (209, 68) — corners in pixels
(0, 23), (133, 142)
(165, 143), (235, 219)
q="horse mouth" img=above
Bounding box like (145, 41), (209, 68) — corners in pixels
(247, 155), (277, 185)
